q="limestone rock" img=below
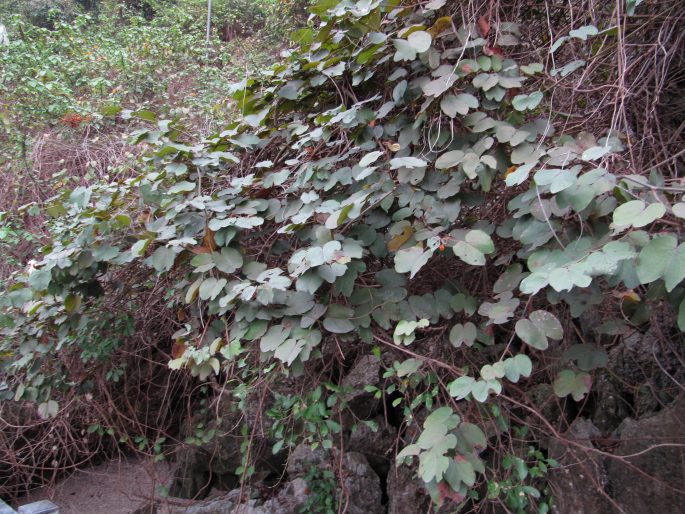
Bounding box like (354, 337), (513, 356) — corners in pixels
(548, 418), (613, 514)
(387, 462), (429, 514)
(607, 395), (685, 513)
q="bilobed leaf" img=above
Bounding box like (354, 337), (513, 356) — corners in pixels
(672, 202), (685, 219)
(29, 269), (51, 291)
(440, 94), (479, 117)
(449, 322), (477, 347)
(613, 200), (666, 232)
(504, 354), (533, 382)
(452, 230), (494, 266)
(390, 156), (427, 169)
(581, 146), (611, 161)
(436, 150), (465, 170)
(458, 422), (487, 450)
(199, 277), (227, 301)
(407, 31), (432, 53)
(505, 162), (535, 186)
(470, 380), (491, 402)
(260, 325), (291, 352)
(452, 456), (476, 486)
(323, 317), (355, 334)
(515, 310), (562, 350)
(553, 369), (592, 401)
(512, 92), (543, 111)
(563, 344), (607, 371)
(213, 247), (243, 274)
(569, 25), (598, 40)
(149, 246), (176, 272)
(449, 376), (475, 400)
(359, 151), (384, 167)
(37, 400), (59, 419)
(636, 235), (677, 284)
(397, 358), (423, 377)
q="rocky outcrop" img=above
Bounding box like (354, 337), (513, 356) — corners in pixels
(607, 395), (685, 513)
(549, 397), (685, 514)
(386, 462), (429, 514)
(549, 418), (613, 514)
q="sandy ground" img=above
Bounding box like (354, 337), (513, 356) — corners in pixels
(15, 457), (176, 514)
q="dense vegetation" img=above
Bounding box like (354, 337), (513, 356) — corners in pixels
(1, 0), (684, 512)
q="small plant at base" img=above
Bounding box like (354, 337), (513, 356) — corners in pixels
(299, 465), (338, 514)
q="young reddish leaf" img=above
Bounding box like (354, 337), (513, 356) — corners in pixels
(478, 15), (490, 37)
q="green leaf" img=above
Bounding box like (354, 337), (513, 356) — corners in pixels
(29, 269), (51, 291)
(613, 200), (666, 232)
(397, 358), (423, 377)
(191, 253), (215, 273)
(64, 293), (81, 313)
(453, 456), (476, 486)
(168, 181), (196, 194)
(149, 247), (176, 272)
(199, 277), (227, 301)
(581, 145), (611, 161)
(512, 92), (543, 111)
(505, 162), (536, 186)
(458, 422), (487, 450)
(37, 400), (59, 419)
(390, 156), (427, 169)
(395, 246), (432, 278)
(569, 25), (598, 41)
(449, 376), (475, 400)
(563, 344), (607, 371)
(260, 325), (291, 352)
(636, 235), (677, 285)
(435, 150), (465, 170)
(132, 110), (157, 122)
(504, 354), (533, 382)
(407, 31), (432, 53)
(323, 317), (355, 334)
(449, 322), (477, 347)
(440, 94), (479, 118)
(213, 248), (243, 274)
(452, 230), (494, 266)
(359, 151), (384, 167)
(553, 369), (592, 401)
(515, 310), (562, 350)
(672, 202), (685, 219)
(471, 380), (492, 402)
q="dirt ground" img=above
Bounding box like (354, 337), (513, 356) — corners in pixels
(15, 457), (176, 514)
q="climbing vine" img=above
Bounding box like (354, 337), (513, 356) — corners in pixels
(1, 0), (683, 508)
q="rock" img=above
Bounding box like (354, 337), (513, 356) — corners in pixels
(131, 501), (158, 514)
(285, 445), (383, 514)
(339, 452), (384, 514)
(607, 395), (685, 513)
(285, 443), (328, 479)
(602, 310), (685, 418)
(257, 478), (309, 514)
(347, 416), (396, 478)
(528, 383), (562, 425)
(170, 396), (286, 499)
(591, 377), (628, 434)
(548, 418), (613, 514)
(387, 462), (429, 514)
(340, 355), (382, 423)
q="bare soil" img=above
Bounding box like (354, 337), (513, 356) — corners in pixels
(15, 457), (174, 514)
